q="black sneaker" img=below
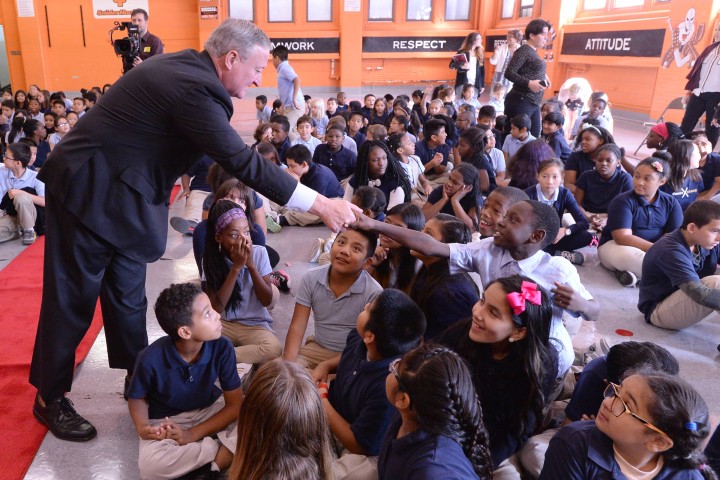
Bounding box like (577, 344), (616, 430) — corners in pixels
(33, 395), (97, 441)
(169, 217), (198, 236)
(278, 215), (290, 227)
(555, 250), (584, 265)
(269, 270), (291, 292)
(615, 270), (638, 288)
(123, 375), (131, 401)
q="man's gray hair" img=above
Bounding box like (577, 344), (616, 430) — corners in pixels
(204, 19), (272, 60)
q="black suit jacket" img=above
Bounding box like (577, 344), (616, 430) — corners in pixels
(40, 49), (297, 262)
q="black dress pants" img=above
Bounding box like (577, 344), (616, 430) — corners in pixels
(503, 89), (542, 138)
(681, 91), (720, 148)
(30, 193), (149, 401)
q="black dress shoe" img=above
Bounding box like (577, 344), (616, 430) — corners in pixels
(33, 395), (97, 442)
(123, 375), (131, 401)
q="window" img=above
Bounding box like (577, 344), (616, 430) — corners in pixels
(501, 0), (515, 19)
(519, 0), (534, 17)
(581, 0), (669, 13)
(268, 0), (293, 22)
(368, 0), (393, 21)
(229, 0), (253, 20)
(614, 0), (644, 6)
(583, 0), (605, 8)
(307, 0), (332, 21)
(407, 0), (432, 20)
(445, 0), (470, 20)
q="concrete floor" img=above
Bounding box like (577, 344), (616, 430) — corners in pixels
(2, 86), (717, 479)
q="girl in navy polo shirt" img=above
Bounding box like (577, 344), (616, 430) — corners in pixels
(564, 125), (615, 194)
(439, 275), (558, 477)
(598, 158), (683, 287)
(574, 144), (633, 233)
(540, 372), (714, 480)
(344, 140), (411, 212)
(660, 139), (704, 211)
(423, 163), (484, 233)
(378, 344), (493, 479)
(689, 131), (720, 199)
(369, 97), (390, 126)
(525, 158), (592, 265)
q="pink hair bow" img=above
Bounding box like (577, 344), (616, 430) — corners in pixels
(506, 281), (541, 315)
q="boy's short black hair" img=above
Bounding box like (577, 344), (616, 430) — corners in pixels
(325, 124), (345, 136)
(364, 93), (375, 101)
(605, 341), (679, 385)
(8, 142), (32, 167)
(423, 118), (446, 139)
(335, 228), (378, 260)
(543, 111), (564, 127)
(1, 99), (14, 109)
(82, 92), (97, 104)
(349, 111), (364, 121)
(525, 19), (551, 39)
(682, 200), (720, 229)
(270, 115), (290, 133)
(365, 289), (426, 358)
(296, 114), (312, 127)
(352, 186), (387, 216)
(51, 99), (65, 108)
(511, 114), (532, 131)
(495, 115), (507, 131)
(154, 283), (203, 341)
(491, 186), (530, 206)
(256, 95), (268, 105)
(412, 89), (423, 99)
(327, 97), (337, 104)
(525, 200), (560, 248)
(478, 105), (497, 119)
(349, 100), (362, 112)
(272, 45), (289, 61)
(286, 144), (312, 166)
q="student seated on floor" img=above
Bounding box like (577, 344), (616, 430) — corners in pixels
(415, 118), (452, 184)
(204, 200), (283, 365)
(313, 289), (426, 476)
(598, 157), (682, 288)
(290, 115), (322, 156)
(270, 114), (292, 164)
(539, 372), (714, 480)
(354, 199), (600, 380)
(423, 163), (485, 234)
(379, 344), (493, 480)
(313, 125), (357, 182)
(541, 112), (571, 163)
(127, 283), (242, 480)
(283, 228), (383, 369)
(502, 114), (536, 165)
(327, 115), (359, 155)
(518, 341), (679, 478)
(0, 142), (45, 245)
(476, 186), (530, 238)
(639, 200), (720, 330)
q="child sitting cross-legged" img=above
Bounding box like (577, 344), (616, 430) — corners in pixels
(423, 163), (485, 234)
(127, 283), (242, 479)
(284, 228), (383, 369)
(313, 125), (357, 182)
(312, 289), (427, 476)
(204, 200), (283, 364)
(290, 115), (322, 155)
(379, 343), (494, 479)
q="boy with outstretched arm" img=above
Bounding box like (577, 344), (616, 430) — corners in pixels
(353, 200), (600, 379)
(127, 283), (242, 479)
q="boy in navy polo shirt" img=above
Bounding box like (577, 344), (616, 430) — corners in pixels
(270, 115), (292, 164)
(274, 145), (344, 227)
(541, 111), (571, 163)
(313, 125), (357, 182)
(127, 283), (242, 479)
(348, 111), (367, 150)
(313, 289), (426, 471)
(414, 118), (452, 185)
(639, 200), (720, 330)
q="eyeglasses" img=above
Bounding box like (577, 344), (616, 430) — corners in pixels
(3, 154), (15, 161)
(388, 358), (409, 394)
(57, 122), (70, 127)
(603, 383), (669, 438)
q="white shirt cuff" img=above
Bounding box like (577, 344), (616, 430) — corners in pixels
(285, 183), (318, 212)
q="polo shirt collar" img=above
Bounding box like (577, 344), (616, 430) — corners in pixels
(6, 167), (28, 181)
(320, 266), (367, 298)
(494, 243), (545, 275)
(587, 426), (621, 475)
(534, 183), (559, 204)
(163, 337), (213, 370)
(672, 229), (710, 259)
(601, 168), (621, 184)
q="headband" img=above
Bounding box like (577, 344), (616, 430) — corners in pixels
(650, 123), (669, 140)
(581, 124), (602, 136)
(215, 208), (247, 235)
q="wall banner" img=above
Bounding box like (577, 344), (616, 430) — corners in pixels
(93, 0), (149, 19)
(561, 29), (666, 57)
(270, 38), (340, 54)
(362, 36), (465, 53)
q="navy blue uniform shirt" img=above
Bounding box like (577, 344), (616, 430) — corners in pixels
(313, 144), (357, 181)
(302, 162), (344, 198)
(575, 168), (633, 214)
(599, 190), (682, 246)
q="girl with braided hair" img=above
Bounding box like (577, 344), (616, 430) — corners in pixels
(344, 139), (412, 212)
(439, 274), (558, 477)
(378, 343), (493, 479)
(540, 370), (717, 479)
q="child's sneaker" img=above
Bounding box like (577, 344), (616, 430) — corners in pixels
(169, 217), (197, 236)
(615, 270), (637, 288)
(308, 238), (325, 263)
(22, 228), (36, 245)
(269, 270), (291, 292)
(236, 362), (253, 380)
(323, 233), (337, 254)
(555, 250), (584, 265)
(265, 214), (282, 233)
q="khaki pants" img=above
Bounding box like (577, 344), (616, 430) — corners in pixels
(183, 190), (210, 224)
(221, 321), (282, 364)
(138, 397), (231, 480)
(493, 454), (523, 480)
(650, 275), (720, 330)
(269, 199), (324, 226)
(518, 428), (560, 479)
(284, 104), (305, 141)
(0, 194), (37, 235)
(597, 240), (645, 278)
(297, 336), (341, 370)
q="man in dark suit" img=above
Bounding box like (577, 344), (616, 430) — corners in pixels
(30, 18), (357, 441)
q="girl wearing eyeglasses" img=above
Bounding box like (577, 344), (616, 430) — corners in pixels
(438, 274), (557, 478)
(539, 371), (716, 479)
(378, 343), (493, 479)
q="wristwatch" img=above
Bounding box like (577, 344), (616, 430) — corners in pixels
(564, 228), (571, 236)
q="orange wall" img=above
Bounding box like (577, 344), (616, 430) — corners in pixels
(2, 0), (719, 118)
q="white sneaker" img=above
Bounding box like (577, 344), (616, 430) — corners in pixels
(236, 363), (253, 379)
(308, 238), (325, 263)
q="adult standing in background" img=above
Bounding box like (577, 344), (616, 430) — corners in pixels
(452, 32), (486, 98)
(122, 8), (164, 73)
(680, 28), (720, 148)
(30, 18), (357, 442)
(503, 19), (551, 138)
(490, 29), (523, 92)
(272, 45), (305, 136)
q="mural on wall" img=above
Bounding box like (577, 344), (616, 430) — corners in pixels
(662, 8), (706, 69)
(541, 24), (557, 63)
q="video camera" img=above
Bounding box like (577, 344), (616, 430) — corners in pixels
(110, 21), (141, 72)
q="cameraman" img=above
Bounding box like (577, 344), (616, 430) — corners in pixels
(123, 8), (164, 71)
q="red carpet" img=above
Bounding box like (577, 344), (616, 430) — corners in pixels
(0, 185), (181, 479)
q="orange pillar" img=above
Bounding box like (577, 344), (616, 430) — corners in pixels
(1, 0), (49, 90)
(338, 2), (363, 95)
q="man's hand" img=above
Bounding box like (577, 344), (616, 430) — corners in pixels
(308, 196), (361, 233)
(133, 56), (143, 66)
